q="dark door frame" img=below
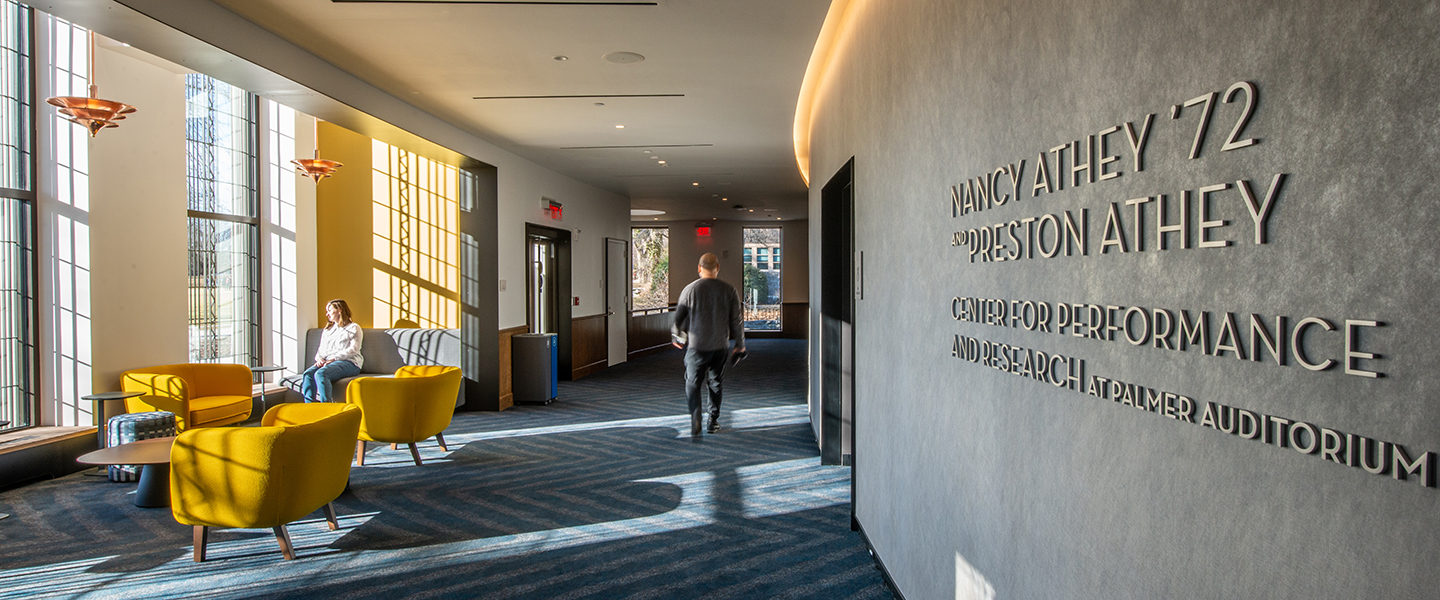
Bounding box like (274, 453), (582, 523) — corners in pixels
(819, 157), (856, 528)
(525, 223), (573, 379)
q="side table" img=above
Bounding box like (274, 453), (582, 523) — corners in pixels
(251, 365), (287, 414)
(77, 436), (176, 508)
(81, 391), (145, 449)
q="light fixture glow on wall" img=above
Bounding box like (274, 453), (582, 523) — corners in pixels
(45, 32), (136, 137)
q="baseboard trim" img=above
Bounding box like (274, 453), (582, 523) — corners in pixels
(855, 518), (907, 600)
(571, 359), (608, 380)
(627, 343), (673, 360)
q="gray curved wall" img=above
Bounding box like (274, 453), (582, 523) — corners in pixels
(806, 1), (1440, 598)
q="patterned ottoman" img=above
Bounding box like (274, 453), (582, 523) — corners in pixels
(106, 411), (177, 482)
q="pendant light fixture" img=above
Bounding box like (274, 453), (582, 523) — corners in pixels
(45, 31), (136, 137)
(292, 119), (343, 183)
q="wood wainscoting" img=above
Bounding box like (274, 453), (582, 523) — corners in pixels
(571, 314), (609, 380)
(496, 325), (527, 410)
(628, 307), (675, 360)
(745, 302), (810, 339)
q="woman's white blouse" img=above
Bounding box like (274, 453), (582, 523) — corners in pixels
(315, 323), (364, 369)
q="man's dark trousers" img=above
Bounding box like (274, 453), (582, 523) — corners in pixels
(685, 347), (729, 434)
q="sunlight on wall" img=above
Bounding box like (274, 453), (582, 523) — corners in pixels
(49, 17), (92, 426)
(370, 140), (458, 328)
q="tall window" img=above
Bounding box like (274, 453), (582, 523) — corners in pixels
(266, 101), (299, 374)
(48, 16), (91, 426)
(0, 0), (33, 431)
(186, 74), (258, 365)
(631, 227), (668, 311)
(742, 228), (781, 331)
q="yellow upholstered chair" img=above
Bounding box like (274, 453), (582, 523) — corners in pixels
(120, 363), (253, 431)
(171, 403), (362, 562)
(347, 365), (462, 466)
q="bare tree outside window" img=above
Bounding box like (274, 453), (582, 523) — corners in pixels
(631, 227), (669, 311)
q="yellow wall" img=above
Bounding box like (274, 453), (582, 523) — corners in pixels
(316, 122), (459, 329)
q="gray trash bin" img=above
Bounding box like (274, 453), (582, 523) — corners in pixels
(513, 333), (557, 405)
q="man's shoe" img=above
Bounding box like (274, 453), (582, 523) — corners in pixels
(706, 419), (720, 434)
(691, 415), (703, 437)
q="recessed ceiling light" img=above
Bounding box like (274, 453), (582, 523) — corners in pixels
(631, 209), (665, 216)
(653, 217), (658, 220)
(722, 198), (728, 201)
(692, 182), (699, 186)
(615, 125), (625, 129)
(553, 55), (569, 61)
(604, 51), (646, 64)
(658, 160), (666, 164)
(643, 150), (650, 153)
(748, 209), (754, 212)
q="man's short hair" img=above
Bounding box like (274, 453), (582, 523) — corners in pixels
(698, 253), (720, 271)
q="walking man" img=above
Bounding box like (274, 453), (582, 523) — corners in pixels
(672, 252), (746, 436)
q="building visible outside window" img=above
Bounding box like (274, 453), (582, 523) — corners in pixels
(631, 227), (668, 311)
(186, 74), (259, 365)
(0, 0), (34, 431)
(742, 228), (781, 331)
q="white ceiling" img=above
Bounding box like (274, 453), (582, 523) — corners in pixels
(206, 0), (831, 222)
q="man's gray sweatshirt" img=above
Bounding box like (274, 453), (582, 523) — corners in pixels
(672, 277), (745, 351)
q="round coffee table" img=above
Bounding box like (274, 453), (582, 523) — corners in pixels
(77, 436), (175, 508)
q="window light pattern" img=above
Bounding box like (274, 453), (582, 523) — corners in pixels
(371, 140), (458, 329)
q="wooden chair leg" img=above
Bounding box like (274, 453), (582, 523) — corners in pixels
(274, 525), (296, 560)
(322, 502), (339, 531)
(193, 526), (208, 563)
(408, 442), (423, 466)
(355, 440), (366, 466)
(390, 443), (398, 451)
(435, 432), (448, 452)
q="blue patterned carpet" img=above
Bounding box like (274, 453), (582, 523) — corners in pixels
(0, 340), (892, 599)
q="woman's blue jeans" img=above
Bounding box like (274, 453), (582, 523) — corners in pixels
(300, 360), (361, 403)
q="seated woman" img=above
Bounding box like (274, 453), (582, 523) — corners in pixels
(301, 299), (364, 403)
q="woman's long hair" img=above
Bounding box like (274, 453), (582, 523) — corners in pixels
(326, 299), (354, 329)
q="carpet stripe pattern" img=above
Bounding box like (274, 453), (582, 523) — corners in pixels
(0, 339), (891, 599)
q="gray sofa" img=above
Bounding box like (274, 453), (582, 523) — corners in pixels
(280, 328), (465, 407)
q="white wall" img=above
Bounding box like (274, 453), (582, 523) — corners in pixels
(87, 43), (189, 394)
(496, 165), (629, 328)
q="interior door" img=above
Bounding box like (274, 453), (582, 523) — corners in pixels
(605, 237), (629, 366)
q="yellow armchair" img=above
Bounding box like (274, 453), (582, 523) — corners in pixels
(347, 365), (462, 466)
(171, 402), (362, 562)
(120, 363), (253, 430)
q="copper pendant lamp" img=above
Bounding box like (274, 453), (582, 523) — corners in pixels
(45, 32), (136, 137)
(292, 120), (343, 183)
